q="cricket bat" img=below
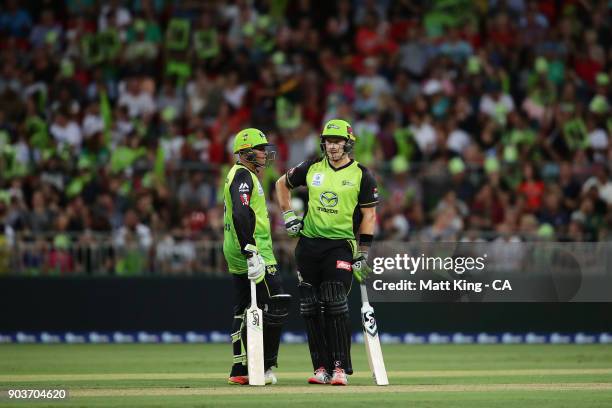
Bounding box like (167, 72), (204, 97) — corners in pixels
(360, 284), (389, 385)
(246, 281), (265, 386)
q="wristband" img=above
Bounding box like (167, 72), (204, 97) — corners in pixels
(359, 234), (373, 247)
(243, 244), (258, 257)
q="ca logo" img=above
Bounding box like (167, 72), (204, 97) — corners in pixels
(319, 191), (338, 207)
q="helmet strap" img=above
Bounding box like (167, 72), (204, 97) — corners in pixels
(239, 148), (271, 174)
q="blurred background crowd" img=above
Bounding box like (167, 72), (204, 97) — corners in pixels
(0, 0), (610, 276)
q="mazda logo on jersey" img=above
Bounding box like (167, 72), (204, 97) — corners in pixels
(319, 191), (338, 207)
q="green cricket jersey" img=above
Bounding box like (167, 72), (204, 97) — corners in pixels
(223, 163), (277, 274)
(285, 157), (378, 240)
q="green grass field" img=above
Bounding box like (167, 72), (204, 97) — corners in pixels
(1, 344), (612, 407)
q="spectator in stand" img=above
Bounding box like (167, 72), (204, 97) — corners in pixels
(0, 0), (610, 277)
(518, 163), (545, 213)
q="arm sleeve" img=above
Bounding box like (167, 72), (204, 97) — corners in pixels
(229, 169), (256, 255)
(358, 165), (379, 208)
(285, 159), (315, 189)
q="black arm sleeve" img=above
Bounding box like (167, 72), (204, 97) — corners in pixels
(358, 164), (379, 208)
(285, 158), (317, 189)
(230, 168), (256, 255)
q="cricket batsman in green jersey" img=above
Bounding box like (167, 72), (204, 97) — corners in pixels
(223, 128), (291, 385)
(276, 119), (378, 385)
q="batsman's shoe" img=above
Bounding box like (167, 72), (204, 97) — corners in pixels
(330, 367), (348, 386)
(265, 369), (278, 385)
(228, 375), (249, 385)
(308, 367), (331, 384)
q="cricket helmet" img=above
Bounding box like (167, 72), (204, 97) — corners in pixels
(233, 128), (275, 170)
(320, 119), (356, 154)
(232, 128), (272, 153)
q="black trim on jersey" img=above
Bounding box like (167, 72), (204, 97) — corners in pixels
(357, 163), (379, 208)
(229, 168), (256, 255)
(327, 158), (354, 172)
(285, 157), (322, 189)
(352, 205), (362, 237)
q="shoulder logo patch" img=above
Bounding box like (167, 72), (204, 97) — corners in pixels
(238, 182), (250, 193)
(240, 193), (250, 206)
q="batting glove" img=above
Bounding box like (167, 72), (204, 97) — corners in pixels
(244, 245), (265, 284)
(352, 251), (372, 283)
(283, 210), (303, 238)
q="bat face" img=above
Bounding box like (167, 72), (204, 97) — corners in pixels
(245, 281), (266, 385)
(246, 302), (265, 385)
(361, 302), (389, 386)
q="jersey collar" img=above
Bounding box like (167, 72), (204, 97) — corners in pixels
(326, 158), (354, 172)
(236, 161), (257, 175)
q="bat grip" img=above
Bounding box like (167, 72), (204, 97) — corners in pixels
(360, 283), (369, 303)
(250, 280), (258, 307)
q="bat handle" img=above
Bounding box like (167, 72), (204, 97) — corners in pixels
(360, 283), (369, 303)
(250, 280), (258, 307)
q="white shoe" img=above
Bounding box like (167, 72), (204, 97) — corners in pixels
(308, 367), (331, 384)
(330, 367), (348, 386)
(265, 368), (277, 385)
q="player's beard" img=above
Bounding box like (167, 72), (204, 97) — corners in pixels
(326, 148), (346, 163)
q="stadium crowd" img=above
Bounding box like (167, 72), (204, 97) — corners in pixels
(0, 0), (610, 275)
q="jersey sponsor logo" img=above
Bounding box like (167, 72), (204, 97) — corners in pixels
(342, 180), (355, 186)
(257, 181), (264, 196)
(238, 182), (250, 193)
(312, 173), (324, 186)
(317, 206), (338, 214)
(336, 260), (351, 271)
(317, 191), (339, 214)
(319, 191), (338, 207)
(240, 193), (250, 206)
